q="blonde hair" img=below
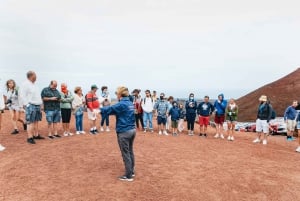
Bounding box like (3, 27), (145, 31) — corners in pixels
(116, 86), (129, 97)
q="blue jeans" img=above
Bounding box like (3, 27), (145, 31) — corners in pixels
(117, 129), (136, 178)
(143, 112), (153, 129)
(101, 112), (109, 126)
(75, 113), (83, 131)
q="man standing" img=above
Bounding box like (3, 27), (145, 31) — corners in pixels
(142, 90), (154, 132)
(19, 71), (44, 144)
(101, 86), (136, 182)
(86, 84), (100, 134)
(154, 93), (169, 135)
(283, 100), (298, 141)
(197, 95), (214, 137)
(41, 80), (62, 139)
(213, 93), (227, 139)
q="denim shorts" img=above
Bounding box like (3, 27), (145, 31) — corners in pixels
(45, 110), (61, 123)
(157, 116), (167, 125)
(26, 104), (42, 124)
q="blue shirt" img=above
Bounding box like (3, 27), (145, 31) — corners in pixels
(101, 97), (135, 133)
(284, 106), (297, 121)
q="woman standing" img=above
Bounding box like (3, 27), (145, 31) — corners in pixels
(60, 83), (74, 136)
(226, 98), (238, 141)
(4, 79), (26, 134)
(72, 87), (85, 135)
(101, 86), (136, 182)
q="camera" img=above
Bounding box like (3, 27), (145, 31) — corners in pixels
(5, 99), (12, 105)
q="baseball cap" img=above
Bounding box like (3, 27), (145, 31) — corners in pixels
(91, 84), (98, 89)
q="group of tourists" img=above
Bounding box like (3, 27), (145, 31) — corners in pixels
(0, 70), (300, 181)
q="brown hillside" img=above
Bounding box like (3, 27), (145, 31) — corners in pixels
(236, 67), (300, 122)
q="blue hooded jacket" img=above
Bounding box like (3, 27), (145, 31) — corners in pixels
(213, 94), (227, 116)
(101, 97), (135, 133)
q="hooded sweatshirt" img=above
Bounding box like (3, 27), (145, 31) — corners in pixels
(214, 94), (227, 116)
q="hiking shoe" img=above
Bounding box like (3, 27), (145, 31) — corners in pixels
(0, 144), (6, 151)
(118, 175), (134, 182)
(11, 129), (19, 135)
(214, 133), (219, 138)
(34, 135), (45, 140)
(27, 138), (36, 144)
(253, 138), (260, 143)
(295, 146), (300, 153)
(262, 139), (267, 145)
(48, 135), (55, 139)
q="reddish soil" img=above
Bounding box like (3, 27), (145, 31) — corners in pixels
(1, 112), (300, 201)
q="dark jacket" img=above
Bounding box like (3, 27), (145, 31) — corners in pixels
(169, 107), (180, 121)
(101, 97), (135, 133)
(257, 103), (272, 122)
(197, 102), (214, 116)
(185, 99), (197, 115)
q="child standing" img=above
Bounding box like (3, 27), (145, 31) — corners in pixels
(168, 101), (180, 136)
(178, 103), (186, 133)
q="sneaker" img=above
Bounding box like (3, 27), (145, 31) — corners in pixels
(227, 136), (231, 141)
(143, 129), (147, 133)
(118, 175), (134, 182)
(230, 136), (234, 141)
(48, 135), (55, 139)
(11, 129), (19, 135)
(23, 123), (27, 131)
(68, 132), (73, 136)
(158, 130), (162, 135)
(54, 134), (61, 138)
(214, 133), (219, 138)
(262, 139), (267, 145)
(64, 132), (69, 137)
(203, 133), (207, 137)
(106, 127), (110, 132)
(287, 137), (295, 141)
(199, 133), (203, 136)
(33, 135), (45, 140)
(90, 130), (96, 135)
(0, 144), (6, 151)
(253, 138), (260, 143)
(295, 146), (300, 153)
(150, 129), (154, 133)
(27, 138), (36, 144)
(80, 131), (86, 134)
(100, 127), (104, 132)
(220, 134), (224, 139)
(76, 131), (81, 135)
(163, 130), (168, 136)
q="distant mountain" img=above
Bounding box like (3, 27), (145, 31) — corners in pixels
(236, 68), (300, 121)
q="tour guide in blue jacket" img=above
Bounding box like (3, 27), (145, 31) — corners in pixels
(101, 86), (136, 182)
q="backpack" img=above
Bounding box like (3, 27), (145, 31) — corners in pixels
(143, 97), (153, 104)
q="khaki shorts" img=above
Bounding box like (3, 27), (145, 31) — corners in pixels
(286, 119), (296, 131)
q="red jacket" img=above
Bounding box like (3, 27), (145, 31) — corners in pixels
(86, 92), (100, 110)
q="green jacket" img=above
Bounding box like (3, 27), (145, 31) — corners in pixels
(60, 91), (74, 109)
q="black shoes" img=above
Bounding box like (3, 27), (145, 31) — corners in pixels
(11, 129), (19, 135)
(48, 136), (55, 139)
(27, 138), (36, 144)
(118, 175), (134, 182)
(33, 135), (45, 140)
(54, 134), (61, 138)
(23, 123), (27, 131)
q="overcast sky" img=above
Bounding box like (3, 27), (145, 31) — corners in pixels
(0, 0), (299, 99)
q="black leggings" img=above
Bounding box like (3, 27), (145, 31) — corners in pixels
(186, 114), (196, 131)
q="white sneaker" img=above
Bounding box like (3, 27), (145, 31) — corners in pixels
(100, 127), (104, 132)
(253, 138), (260, 143)
(143, 129), (147, 132)
(106, 127), (110, 132)
(163, 130), (168, 136)
(295, 146), (300, 152)
(76, 131), (81, 135)
(0, 144), (6, 151)
(214, 133), (219, 138)
(69, 132), (74, 136)
(230, 136), (234, 141)
(262, 139), (267, 145)
(64, 132), (69, 137)
(80, 131), (86, 134)
(220, 134), (224, 139)
(158, 130), (162, 135)
(227, 136), (231, 141)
